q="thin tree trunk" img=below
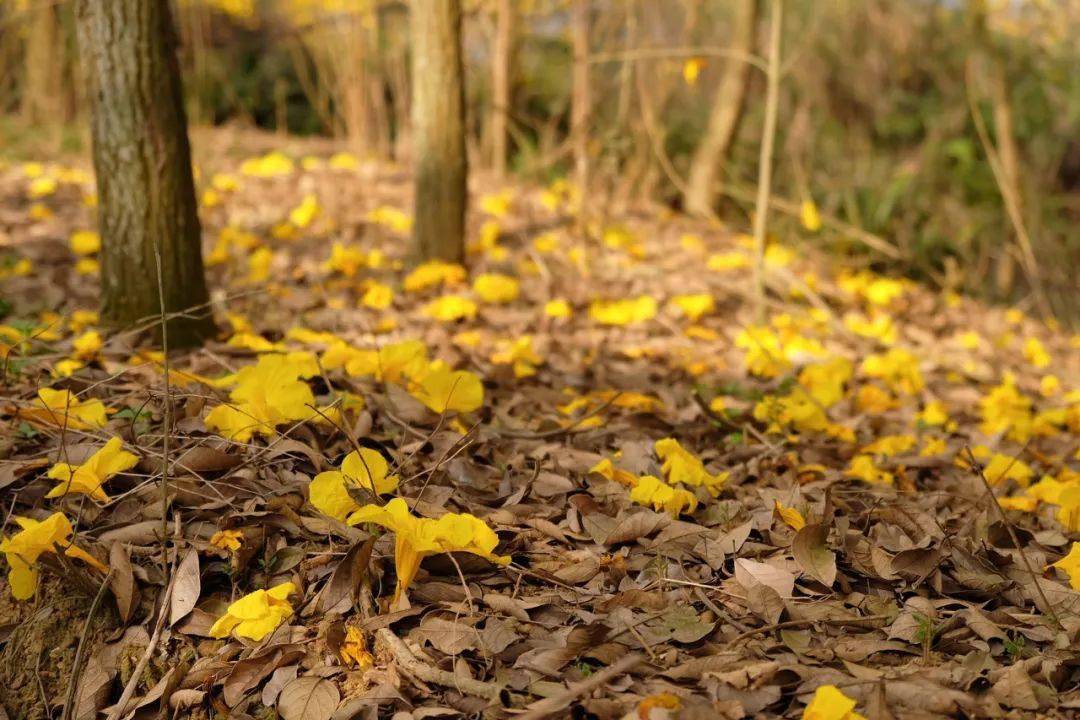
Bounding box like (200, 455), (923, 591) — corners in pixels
(491, 0), (513, 178)
(752, 0), (782, 322)
(22, 2), (62, 124)
(684, 0), (758, 217)
(571, 0), (590, 198)
(75, 0), (214, 347)
(410, 0), (467, 263)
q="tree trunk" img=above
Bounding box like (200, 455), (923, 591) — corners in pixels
(683, 0), (758, 217)
(75, 0), (214, 348)
(410, 0), (467, 263)
(571, 0), (590, 198)
(22, 2), (62, 124)
(490, 0), (513, 178)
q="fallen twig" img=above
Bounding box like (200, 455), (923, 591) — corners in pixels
(495, 391), (622, 440)
(375, 628), (503, 701)
(515, 652), (644, 720)
(963, 446), (1064, 631)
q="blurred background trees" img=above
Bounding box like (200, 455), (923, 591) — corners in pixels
(1, 0), (1077, 318)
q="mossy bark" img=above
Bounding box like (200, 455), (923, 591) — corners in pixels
(75, 0), (214, 348)
(410, 0), (467, 264)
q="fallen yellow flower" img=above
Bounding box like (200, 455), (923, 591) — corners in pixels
(423, 295), (477, 322)
(204, 354), (317, 442)
(1051, 542), (1080, 590)
(589, 296), (657, 326)
(27, 389), (109, 430)
(491, 336), (542, 378)
(802, 685), (866, 720)
(774, 500), (806, 530)
(629, 475), (698, 516)
(346, 498), (509, 603)
(473, 273), (520, 304)
(408, 361), (484, 414)
(309, 448), (399, 521)
(210, 529), (244, 553)
(69, 230), (101, 256)
(209, 582), (297, 640)
(1, 512), (107, 600)
(655, 438), (727, 496)
(46, 437), (137, 502)
(339, 626), (374, 669)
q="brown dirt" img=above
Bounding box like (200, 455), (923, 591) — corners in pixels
(0, 576), (117, 720)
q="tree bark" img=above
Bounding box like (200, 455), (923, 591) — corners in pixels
(490, 0), (513, 178)
(571, 0), (590, 199)
(75, 0), (214, 347)
(22, 1), (62, 124)
(683, 0), (758, 217)
(410, 0), (467, 263)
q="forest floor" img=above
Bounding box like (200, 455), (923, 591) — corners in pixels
(1, 129), (1078, 720)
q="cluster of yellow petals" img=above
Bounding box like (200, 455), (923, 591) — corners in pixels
(344, 498), (509, 603)
(209, 582), (297, 641)
(204, 353), (319, 441)
(46, 437), (138, 501)
(1, 512), (107, 600)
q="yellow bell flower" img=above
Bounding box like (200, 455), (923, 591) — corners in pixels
(1, 512), (107, 600)
(803, 685), (866, 720)
(423, 295), (477, 322)
(339, 626), (374, 668)
(366, 206), (412, 234)
(209, 582), (297, 640)
(69, 230), (101, 256)
(846, 455), (894, 486)
(361, 281), (394, 310)
(346, 498), (509, 603)
(404, 261), (466, 293)
(774, 500), (806, 531)
(655, 438), (727, 496)
(979, 376), (1033, 442)
(473, 273), (520, 304)
(800, 199), (822, 232)
(210, 529), (244, 553)
(982, 453), (1034, 486)
(860, 434), (916, 458)
(324, 242), (367, 277)
(31, 389), (109, 430)
(309, 448), (399, 521)
(589, 296), (657, 326)
(589, 458), (637, 486)
(204, 354), (316, 442)
(1050, 543), (1080, 590)
(408, 361), (484, 414)
(671, 294), (714, 322)
(240, 150), (295, 177)
(46, 437), (137, 501)
(478, 189), (514, 218)
(491, 336), (542, 378)
(544, 298), (572, 319)
(629, 475), (697, 517)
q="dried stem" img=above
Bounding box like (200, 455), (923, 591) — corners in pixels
(752, 0), (783, 323)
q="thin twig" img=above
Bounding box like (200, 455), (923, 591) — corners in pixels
(375, 628), (503, 701)
(153, 246), (172, 575)
(963, 446), (1064, 630)
(728, 614), (891, 645)
(751, 0), (783, 323)
(515, 652), (644, 720)
(495, 391), (623, 440)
